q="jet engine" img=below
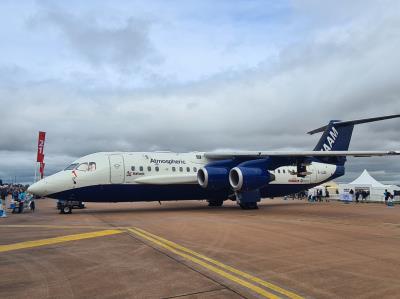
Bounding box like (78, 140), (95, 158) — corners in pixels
(197, 166), (229, 190)
(197, 159), (237, 190)
(229, 159), (275, 191)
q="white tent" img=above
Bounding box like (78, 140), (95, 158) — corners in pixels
(348, 170), (387, 187)
(339, 170), (398, 202)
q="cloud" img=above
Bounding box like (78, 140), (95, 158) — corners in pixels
(28, 5), (160, 71)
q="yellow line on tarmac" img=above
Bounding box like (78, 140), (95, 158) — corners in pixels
(128, 228), (281, 299)
(0, 224), (113, 230)
(134, 227), (304, 299)
(0, 229), (123, 253)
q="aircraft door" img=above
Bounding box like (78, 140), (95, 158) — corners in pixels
(109, 154), (125, 184)
(310, 164), (318, 183)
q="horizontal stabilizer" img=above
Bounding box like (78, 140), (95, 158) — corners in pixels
(307, 114), (400, 135)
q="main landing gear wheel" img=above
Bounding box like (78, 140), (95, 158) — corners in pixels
(60, 205), (72, 214)
(207, 199), (224, 207)
(239, 202), (258, 210)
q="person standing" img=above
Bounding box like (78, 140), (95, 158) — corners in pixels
(349, 189), (354, 203)
(0, 187), (7, 217)
(29, 198), (35, 212)
(361, 190), (367, 203)
(12, 188), (19, 202)
(18, 189), (26, 213)
(0, 187), (6, 201)
(384, 189), (389, 205)
(355, 191), (360, 203)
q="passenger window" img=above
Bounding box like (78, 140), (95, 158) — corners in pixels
(283, 169), (285, 173)
(88, 162), (96, 171)
(186, 167), (190, 172)
(179, 167), (183, 172)
(155, 166), (159, 172)
(193, 167), (197, 172)
(147, 166), (151, 172)
(172, 167), (176, 172)
(139, 166), (143, 171)
(131, 166), (135, 171)
(77, 163), (88, 171)
(278, 169), (280, 173)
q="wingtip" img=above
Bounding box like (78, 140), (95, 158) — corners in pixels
(388, 151), (400, 155)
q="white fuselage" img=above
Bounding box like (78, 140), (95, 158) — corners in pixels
(28, 151), (339, 202)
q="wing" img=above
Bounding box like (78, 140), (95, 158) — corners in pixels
(205, 150), (400, 159)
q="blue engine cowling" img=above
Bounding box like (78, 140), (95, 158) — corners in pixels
(197, 167), (229, 190)
(229, 159), (274, 191)
(197, 159), (237, 190)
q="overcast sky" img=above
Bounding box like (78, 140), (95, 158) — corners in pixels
(0, 0), (400, 184)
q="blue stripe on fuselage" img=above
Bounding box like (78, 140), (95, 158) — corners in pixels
(48, 183), (322, 202)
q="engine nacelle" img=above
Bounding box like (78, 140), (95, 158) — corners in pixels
(197, 166), (230, 190)
(229, 166), (274, 191)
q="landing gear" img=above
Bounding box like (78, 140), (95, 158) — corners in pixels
(235, 190), (261, 210)
(207, 199), (224, 207)
(61, 205), (72, 214)
(59, 201), (73, 214)
(239, 202), (258, 210)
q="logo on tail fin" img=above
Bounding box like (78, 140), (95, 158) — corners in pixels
(321, 126), (338, 151)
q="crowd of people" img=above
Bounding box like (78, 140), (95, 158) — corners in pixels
(307, 188), (331, 202)
(349, 189), (371, 203)
(291, 188), (397, 205)
(0, 184), (35, 213)
(284, 189), (331, 202)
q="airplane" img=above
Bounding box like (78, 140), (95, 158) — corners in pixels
(28, 114), (400, 214)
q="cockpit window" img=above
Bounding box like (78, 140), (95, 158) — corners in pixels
(64, 163), (79, 170)
(88, 162), (96, 171)
(77, 163), (88, 171)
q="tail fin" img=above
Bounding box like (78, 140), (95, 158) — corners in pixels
(308, 114), (400, 165)
(311, 121), (354, 152)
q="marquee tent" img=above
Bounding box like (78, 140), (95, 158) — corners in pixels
(339, 170), (398, 202)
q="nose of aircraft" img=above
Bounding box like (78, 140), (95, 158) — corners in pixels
(27, 179), (48, 197)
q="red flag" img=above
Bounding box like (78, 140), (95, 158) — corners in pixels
(36, 131), (46, 162)
(39, 162), (45, 179)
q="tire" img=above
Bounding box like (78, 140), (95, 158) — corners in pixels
(62, 205), (72, 214)
(239, 202), (258, 210)
(208, 199), (224, 207)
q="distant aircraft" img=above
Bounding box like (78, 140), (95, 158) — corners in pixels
(28, 114), (400, 213)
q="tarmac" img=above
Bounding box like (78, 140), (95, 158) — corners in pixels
(1, 198), (400, 299)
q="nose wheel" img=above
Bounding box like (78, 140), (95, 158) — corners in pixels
(59, 202), (73, 214)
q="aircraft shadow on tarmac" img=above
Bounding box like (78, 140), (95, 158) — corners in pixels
(75, 200), (309, 215)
